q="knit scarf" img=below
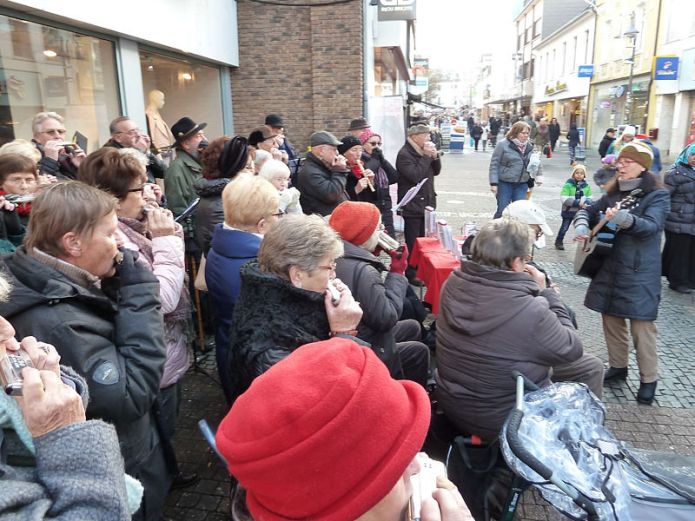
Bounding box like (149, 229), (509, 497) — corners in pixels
(118, 217), (192, 323)
(511, 138), (527, 154)
(363, 152), (389, 189)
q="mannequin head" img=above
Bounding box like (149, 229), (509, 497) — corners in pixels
(147, 90), (165, 111)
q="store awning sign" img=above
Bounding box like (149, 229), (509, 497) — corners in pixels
(378, 0), (417, 21)
(577, 65), (594, 78)
(654, 56), (679, 80)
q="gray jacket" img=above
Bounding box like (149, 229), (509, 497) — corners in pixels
(435, 261), (582, 440)
(489, 139), (534, 185)
(664, 163), (695, 236)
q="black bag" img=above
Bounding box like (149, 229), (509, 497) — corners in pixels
(527, 177), (535, 188)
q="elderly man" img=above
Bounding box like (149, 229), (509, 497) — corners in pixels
(265, 114), (297, 169)
(0, 182), (170, 521)
(297, 130), (350, 216)
(397, 123), (442, 284)
(31, 111), (86, 180)
(348, 117), (370, 138)
(165, 116), (207, 216)
(329, 201), (430, 386)
(102, 116), (165, 184)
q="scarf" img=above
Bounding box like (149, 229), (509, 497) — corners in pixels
(29, 247), (100, 288)
(675, 143), (695, 168)
(407, 136), (425, 156)
(363, 152), (389, 189)
(118, 217), (192, 323)
(511, 138), (527, 154)
(618, 177), (642, 192)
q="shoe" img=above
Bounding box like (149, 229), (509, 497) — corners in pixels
(669, 285), (692, 294)
(637, 381), (657, 405)
(170, 472), (200, 490)
(603, 366), (628, 382)
(408, 276), (425, 287)
(554, 243), (565, 250)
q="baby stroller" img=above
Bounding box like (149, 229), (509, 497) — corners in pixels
(501, 375), (695, 520)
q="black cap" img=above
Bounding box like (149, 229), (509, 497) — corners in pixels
(337, 135), (362, 155)
(265, 114), (284, 128)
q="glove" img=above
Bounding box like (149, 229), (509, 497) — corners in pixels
(115, 248), (158, 287)
(372, 147), (384, 162)
(574, 224), (590, 238)
(389, 245), (409, 275)
(610, 209), (635, 229)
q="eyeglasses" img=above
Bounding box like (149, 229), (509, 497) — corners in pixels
(367, 141), (382, 146)
(316, 261), (337, 272)
(40, 128), (67, 136)
(115, 128), (141, 136)
(617, 158), (636, 166)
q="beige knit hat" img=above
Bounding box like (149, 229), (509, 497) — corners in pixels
(618, 141), (653, 170)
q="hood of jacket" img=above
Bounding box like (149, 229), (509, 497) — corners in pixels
(209, 225), (262, 260)
(441, 260), (539, 336)
(0, 248), (114, 321)
(194, 177), (230, 198)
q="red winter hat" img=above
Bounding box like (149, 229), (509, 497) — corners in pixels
(359, 128), (381, 145)
(329, 201), (381, 246)
(216, 338), (430, 521)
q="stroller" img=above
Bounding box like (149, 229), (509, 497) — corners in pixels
(501, 374), (695, 520)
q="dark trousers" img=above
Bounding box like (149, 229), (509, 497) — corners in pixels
(378, 200), (396, 237)
(473, 137), (480, 150)
(550, 138), (558, 151)
(393, 319), (430, 387)
(556, 215), (574, 244)
(662, 231), (695, 289)
(403, 215), (425, 279)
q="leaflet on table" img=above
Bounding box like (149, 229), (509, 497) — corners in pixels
(394, 178), (428, 212)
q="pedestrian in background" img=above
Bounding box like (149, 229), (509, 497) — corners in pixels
(549, 117), (561, 152)
(489, 121), (533, 218)
(662, 142), (695, 294)
(470, 121), (483, 151)
(567, 123), (581, 165)
(598, 128), (616, 158)
(536, 117), (550, 156)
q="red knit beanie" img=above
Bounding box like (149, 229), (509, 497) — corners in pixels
(359, 128), (381, 145)
(216, 338), (430, 521)
(329, 201), (381, 246)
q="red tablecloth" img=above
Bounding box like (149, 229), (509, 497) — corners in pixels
(409, 237), (460, 315)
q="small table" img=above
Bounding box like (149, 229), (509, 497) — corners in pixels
(409, 237), (460, 314)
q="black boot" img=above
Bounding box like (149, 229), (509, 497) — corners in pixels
(603, 366), (627, 382)
(554, 242), (565, 250)
(637, 381), (657, 405)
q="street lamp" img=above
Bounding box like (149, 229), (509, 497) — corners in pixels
(623, 12), (639, 125)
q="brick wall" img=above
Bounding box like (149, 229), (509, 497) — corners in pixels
(231, 0), (364, 152)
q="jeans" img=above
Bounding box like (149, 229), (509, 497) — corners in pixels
(556, 216), (574, 244)
(569, 145), (577, 162)
(493, 181), (528, 218)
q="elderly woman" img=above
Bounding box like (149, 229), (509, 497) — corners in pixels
(226, 214), (362, 402)
(195, 135), (251, 254)
(359, 129), (399, 236)
(205, 176), (281, 404)
(574, 141), (669, 405)
(489, 121), (534, 218)
(78, 148), (197, 490)
(0, 181), (169, 520)
(259, 158), (302, 214)
(662, 143), (695, 294)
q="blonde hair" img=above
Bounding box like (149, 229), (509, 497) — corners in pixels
(0, 139), (41, 163)
(222, 175), (279, 228)
(258, 159), (290, 182)
(258, 214), (343, 278)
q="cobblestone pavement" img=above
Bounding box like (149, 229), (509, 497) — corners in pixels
(165, 143), (695, 520)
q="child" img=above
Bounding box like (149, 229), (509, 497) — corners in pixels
(0, 153), (38, 227)
(555, 164), (592, 250)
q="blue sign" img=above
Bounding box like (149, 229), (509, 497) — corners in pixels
(655, 57), (679, 80)
(577, 65), (594, 78)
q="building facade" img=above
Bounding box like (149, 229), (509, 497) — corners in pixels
(0, 0), (237, 151)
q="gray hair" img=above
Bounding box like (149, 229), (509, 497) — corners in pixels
(471, 218), (532, 270)
(109, 116), (131, 136)
(258, 158), (289, 181)
(118, 147), (148, 168)
(258, 214), (343, 278)
(32, 112), (64, 135)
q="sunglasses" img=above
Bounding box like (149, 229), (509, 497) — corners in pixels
(367, 141), (382, 146)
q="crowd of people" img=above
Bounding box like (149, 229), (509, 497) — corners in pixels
(0, 105), (691, 520)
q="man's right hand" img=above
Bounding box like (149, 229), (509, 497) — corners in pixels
(18, 368), (85, 438)
(43, 139), (65, 161)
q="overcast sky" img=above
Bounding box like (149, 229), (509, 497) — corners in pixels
(415, 0), (520, 72)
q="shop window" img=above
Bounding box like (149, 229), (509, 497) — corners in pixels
(0, 15), (119, 148)
(140, 51), (223, 149)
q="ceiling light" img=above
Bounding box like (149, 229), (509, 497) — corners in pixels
(182, 72), (192, 80)
(43, 49), (57, 58)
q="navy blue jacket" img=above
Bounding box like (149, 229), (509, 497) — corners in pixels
(205, 225), (262, 353)
(664, 162), (695, 236)
(576, 173), (669, 320)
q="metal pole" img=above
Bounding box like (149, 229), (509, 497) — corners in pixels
(624, 37), (636, 125)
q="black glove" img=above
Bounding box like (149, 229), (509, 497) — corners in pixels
(372, 147), (384, 163)
(114, 248), (158, 287)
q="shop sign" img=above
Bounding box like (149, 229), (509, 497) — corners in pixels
(679, 48), (695, 91)
(577, 65), (594, 78)
(654, 56), (679, 80)
(545, 81), (568, 96)
(609, 84), (627, 98)
(378, 0), (417, 21)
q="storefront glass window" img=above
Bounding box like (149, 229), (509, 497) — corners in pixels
(140, 51), (223, 150)
(0, 15), (119, 149)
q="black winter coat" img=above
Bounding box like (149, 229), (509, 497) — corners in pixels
(567, 127), (581, 147)
(576, 173), (669, 320)
(598, 135), (615, 158)
(194, 177), (230, 254)
(297, 153), (349, 216)
(396, 140), (441, 217)
(346, 150), (398, 207)
(0, 247), (170, 520)
(335, 241), (404, 377)
(228, 262), (332, 400)
(664, 163), (695, 236)
(548, 123), (561, 141)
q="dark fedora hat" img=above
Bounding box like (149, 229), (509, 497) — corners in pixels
(348, 118), (370, 131)
(265, 114), (284, 128)
(171, 117), (207, 144)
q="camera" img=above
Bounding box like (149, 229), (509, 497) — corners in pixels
(4, 193), (36, 204)
(0, 349), (33, 396)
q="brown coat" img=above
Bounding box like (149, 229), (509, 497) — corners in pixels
(435, 260), (583, 440)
